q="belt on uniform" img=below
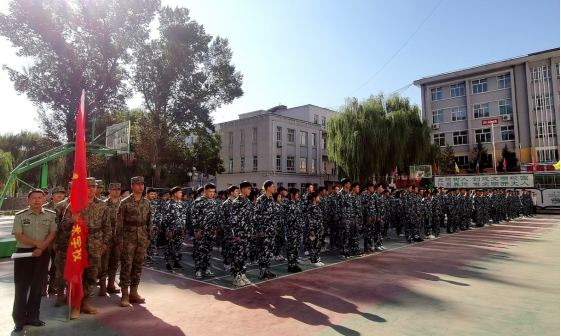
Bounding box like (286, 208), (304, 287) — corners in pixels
(124, 220), (146, 227)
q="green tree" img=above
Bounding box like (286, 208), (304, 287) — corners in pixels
(499, 144), (518, 172)
(327, 93), (433, 182)
(0, 150), (14, 187)
(471, 141), (489, 173)
(131, 6), (243, 185)
(439, 144), (456, 175)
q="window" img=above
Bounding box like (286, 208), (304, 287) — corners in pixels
(472, 78), (488, 94)
(228, 158), (233, 173)
(451, 106), (467, 121)
(314, 114), (319, 124)
(537, 149), (559, 163)
(433, 133), (445, 147)
(450, 83), (465, 97)
(473, 103), (489, 118)
(276, 155), (281, 171)
(240, 130), (245, 144)
(287, 156), (295, 172)
(312, 133), (317, 147)
(276, 126), (282, 141)
(300, 157), (307, 173)
(454, 155), (469, 168)
(535, 122), (558, 138)
(453, 131), (468, 145)
(532, 93), (552, 110)
(556, 63), (559, 79)
(252, 156), (258, 171)
(228, 132), (233, 146)
(252, 128), (258, 142)
(240, 157), (245, 173)
(531, 66), (552, 82)
(322, 138), (327, 149)
(323, 161), (327, 173)
(321, 116), (326, 129)
(431, 87), (442, 101)
(300, 183), (307, 195)
(499, 99), (513, 115)
(300, 131), (308, 146)
(288, 129), (295, 143)
(331, 167), (336, 175)
(288, 183), (296, 189)
(432, 110), (444, 124)
(501, 126), (515, 141)
(475, 128), (491, 143)
(311, 159), (316, 174)
(497, 74), (511, 89)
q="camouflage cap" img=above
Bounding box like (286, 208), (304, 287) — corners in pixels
(87, 177), (97, 186)
(96, 180), (103, 187)
(51, 186), (66, 194)
(109, 183), (121, 190)
(131, 176), (145, 184)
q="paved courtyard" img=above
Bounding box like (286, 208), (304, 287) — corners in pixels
(0, 215), (558, 336)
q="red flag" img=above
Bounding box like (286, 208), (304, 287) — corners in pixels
(393, 166), (397, 176)
(532, 156), (536, 170)
(64, 218), (89, 310)
(503, 158), (507, 171)
(433, 163), (438, 175)
(64, 90), (90, 311)
(70, 90), (88, 214)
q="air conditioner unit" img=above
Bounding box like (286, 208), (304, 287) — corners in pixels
(502, 114), (512, 121)
(431, 124), (440, 130)
(276, 141), (283, 147)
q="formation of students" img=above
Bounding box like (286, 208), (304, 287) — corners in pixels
(147, 178), (536, 287)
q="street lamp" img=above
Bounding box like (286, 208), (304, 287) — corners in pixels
(188, 172), (192, 190)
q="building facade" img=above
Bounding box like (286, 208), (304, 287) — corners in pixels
(216, 104), (339, 192)
(414, 48), (560, 170)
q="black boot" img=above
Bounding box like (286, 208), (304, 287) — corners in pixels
(173, 261), (184, 270)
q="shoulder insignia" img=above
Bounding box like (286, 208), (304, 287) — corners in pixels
(44, 209), (56, 214)
(15, 208), (29, 215)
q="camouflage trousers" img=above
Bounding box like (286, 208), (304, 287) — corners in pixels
(230, 239), (248, 278)
(215, 228), (225, 249)
(362, 222), (375, 251)
(329, 220), (340, 249)
(248, 238), (259, 263)
(404, 215), (415, 241)
(349, 223), (361, 255)
(83, 247), (102, 301)
(286, 231), (301, 268)
(164, 233), (183, 264)
(119, 239), (148, 288)
(272, 228), (285, 256)
(256, 235), (275, 273)
(374, 220), (383, 247)
(432, 214), (441, 236)
(222, 236), (234, 266)
(146, 225), (158, 259)
(54, 247), (68, 288)
(98, 241), (120, 280)
(339, 222), (351, 257)
(193, 235), (213, 273)
(308, 233), (322, 263)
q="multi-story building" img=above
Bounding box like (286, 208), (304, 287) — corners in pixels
(414, 48), (560, 171)
(216, 104), (339, 192)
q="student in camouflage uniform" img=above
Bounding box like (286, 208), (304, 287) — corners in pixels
(393, 190), (404, 236)
(473, 190), (484, 227)
(145, 188), (160, 264)
(318, 187), (330, 253)
(229, 181), (254, 287)
(432, 190), (442, 237)
(446, 189), (458, 233)
(326, 186), (341, 250)
(60, 177), (111, 319)
(306, 192), (324, 266)
(157, 191), (170, 247)
(338, 179), (353, 259)
(52, 182), (72, 307)
(285, 188), (304, 273)
(163, 187), (186, 271)
(362, 183), (377, 254)
(95, 180), (104, 199)
(192, 183), (218, 279)
(116, 176), (152, 308)
(41, 186), (66, 296)
(348, 182), (364, 256)
(254, 180), (278, 280)
(273, 187), (289, 260)
(220, 186), (239, 271)
(423, 191), (435, 238)
(98, 183), (123, 296)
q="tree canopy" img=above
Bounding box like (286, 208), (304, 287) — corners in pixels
(328, 93), (435, 183)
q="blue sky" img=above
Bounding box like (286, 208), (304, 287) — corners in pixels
(0, 0), (559, 134)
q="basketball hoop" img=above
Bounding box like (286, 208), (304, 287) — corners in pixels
(122, 152), (135, 166)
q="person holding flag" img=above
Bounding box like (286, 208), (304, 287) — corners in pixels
(60, 178), (111, 319)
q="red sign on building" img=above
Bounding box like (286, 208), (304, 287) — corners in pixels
(482, 118), (499, 125)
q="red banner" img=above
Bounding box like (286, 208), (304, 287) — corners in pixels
(64, 218), (89, 310)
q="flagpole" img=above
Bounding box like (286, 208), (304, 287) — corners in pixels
(492, 121), (497, 174)
(68, 282), (72, 322)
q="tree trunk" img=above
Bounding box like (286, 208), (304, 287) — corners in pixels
(154, 163), (162, 187)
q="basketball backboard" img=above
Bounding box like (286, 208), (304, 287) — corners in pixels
(105, 121), (130, 155)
